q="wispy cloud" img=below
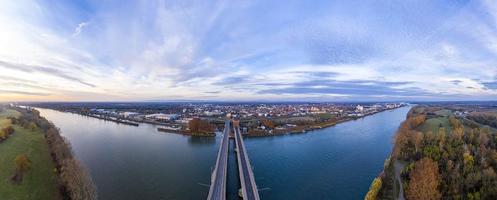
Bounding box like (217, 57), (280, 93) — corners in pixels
(0, 60), (95, 87)
(0, 89), (50, 96)
(72, 21), (90, 37)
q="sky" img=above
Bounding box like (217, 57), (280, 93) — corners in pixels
(1, 0), (497, 102)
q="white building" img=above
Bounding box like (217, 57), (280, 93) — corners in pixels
(145, 113), (179, 121)
(121, 112), (139, 118)
(356, 105), (364, 113)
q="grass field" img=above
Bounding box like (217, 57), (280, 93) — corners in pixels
(0, 109), (21, 118)
(0, 109), (59, 200)
(434, 109), (452, 117)
(418, 117), (450, 134)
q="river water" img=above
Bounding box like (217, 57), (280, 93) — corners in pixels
(37, 106), (410, 200)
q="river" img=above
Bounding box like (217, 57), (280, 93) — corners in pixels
(37, 106), (410, 199)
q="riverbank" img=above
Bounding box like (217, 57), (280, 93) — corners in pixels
(0, 108), (60, 200)
(8, 106), (97, 200)
(371, 105), (497, 199)
(40, 109), (214, 136)
(157, 127), (215, 136)
(248, 106), (406, 137)
(77, 113), (139, 126)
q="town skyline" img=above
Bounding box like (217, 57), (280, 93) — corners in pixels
(1, 0), (497, 101)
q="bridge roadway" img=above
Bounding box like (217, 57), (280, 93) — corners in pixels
(207, 120), (230, 200)
(234, 125), (260, 200)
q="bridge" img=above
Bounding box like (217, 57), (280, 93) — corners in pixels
(234, 124), (260, 200)
(207, 120), (230, 200)
(207, 120), (260, 200)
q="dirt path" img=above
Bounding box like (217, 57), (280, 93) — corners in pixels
(394, 160), (406, 200)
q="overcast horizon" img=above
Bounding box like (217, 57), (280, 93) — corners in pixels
(1, 0), (497, 101)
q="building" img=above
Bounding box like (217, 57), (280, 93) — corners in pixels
(356, 105), (364, 113)
(145, 113), (179, 121)
(121, 112), (139, 118)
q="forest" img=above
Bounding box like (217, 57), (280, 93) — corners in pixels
(367, 106), (497, 200)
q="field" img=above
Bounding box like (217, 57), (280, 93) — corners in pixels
(0, 109), (59, 200)
(418, 117), (450, 134)
(0, 109), (21, 118)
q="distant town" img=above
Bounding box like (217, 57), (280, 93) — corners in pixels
(21, 102), (407, 136)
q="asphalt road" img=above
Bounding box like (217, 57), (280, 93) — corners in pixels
(207, 121), (230, 200)
(235, 126), (259, 200)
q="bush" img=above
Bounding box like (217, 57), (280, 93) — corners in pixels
(0, 126), (15, 141)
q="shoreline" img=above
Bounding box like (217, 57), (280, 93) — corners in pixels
(156, 127), (215, 137)
(246, 106), (405, 137)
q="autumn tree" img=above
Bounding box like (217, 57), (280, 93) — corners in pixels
(463, 152), (474, 175)
(12, 154), (31, 183)
(27, 121), (37, 131)
(481, 168), (497, 199)
(261, 118), (275, 129)
(0, 130), (6, 140)
(408, 114), (426, 129)
(15, 154), (31, 173)
(61, 159), (97, 200)
(364, 177), (382, 200)
(406, 158), (441, 200)
(437, 127), (446, 148)
(188, 118), (214, 134)
(449, 116), (462, 129)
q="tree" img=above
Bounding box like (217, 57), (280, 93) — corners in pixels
(364, 177), (382, 200)
(15, 154), (31, 173)
(438, 127), (446, 148)
(27, 121), (37, 131)
(261, 118), (275, 129)
(0, 130), (6, 140)
(463, 152), (474, 175)
(409, 114), (426, 129)
(11, 154), (31, 183)
(188, 118), (214, 134)
(413, 132), (423, 153)
(481, 168), (497, 199)
(61, 159), (97, 200)
(406, 158), (441, 200)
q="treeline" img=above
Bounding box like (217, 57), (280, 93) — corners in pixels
(372, 106), (497, 200)
(10, 107), (97, 200)
(467, 112), (497, 129)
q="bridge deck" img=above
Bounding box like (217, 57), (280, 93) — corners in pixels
(234, 125), (260, 200)
(207, 121), (230, 200)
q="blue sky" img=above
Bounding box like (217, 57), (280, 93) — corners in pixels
(0, 0), (497, 101)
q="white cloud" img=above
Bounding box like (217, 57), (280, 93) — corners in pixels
(72, 21), (90, 37)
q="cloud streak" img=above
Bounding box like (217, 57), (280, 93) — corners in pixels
(0, 60), (95, 87)
(0, 89), (50, 96)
